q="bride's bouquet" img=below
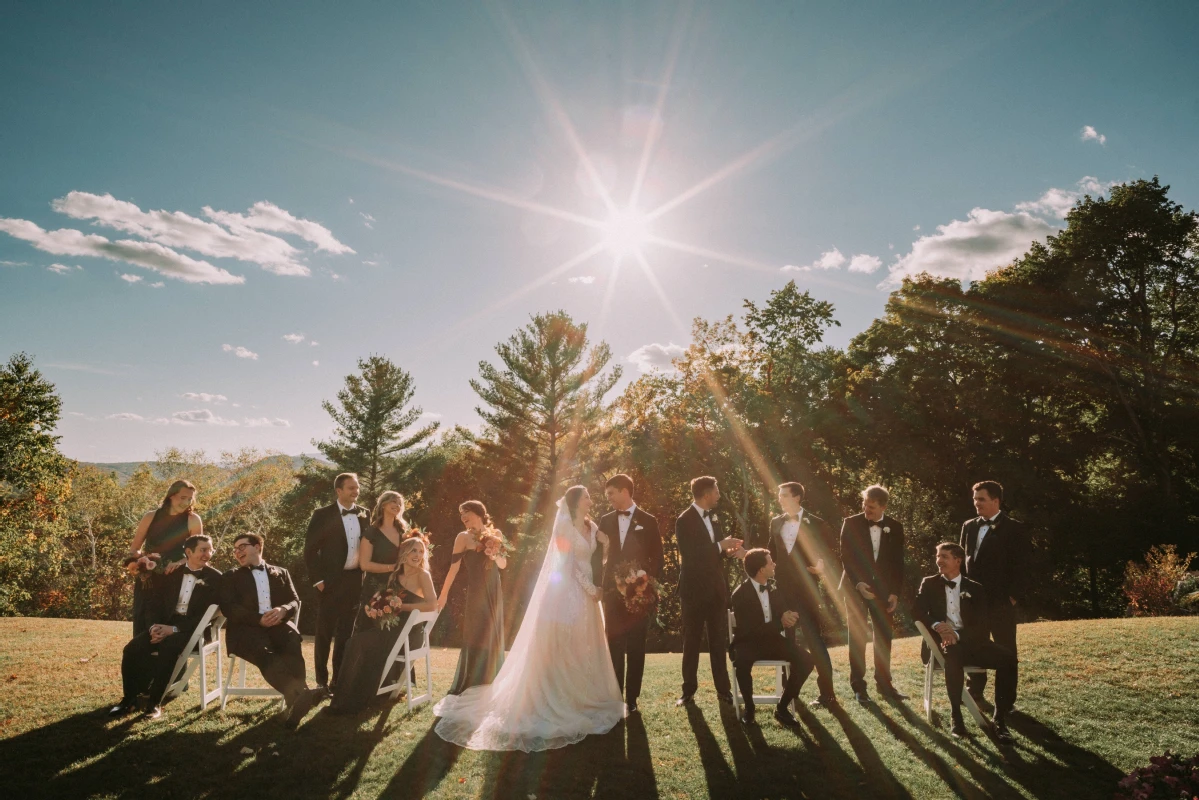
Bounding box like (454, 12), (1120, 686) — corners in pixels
(617, 563), (659, 617)
(473, 526), (513, 560)
(363, 587), (406, 631)
(121, 553), (164, 586)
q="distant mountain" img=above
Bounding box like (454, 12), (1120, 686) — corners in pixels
(81, 453), (330, 482)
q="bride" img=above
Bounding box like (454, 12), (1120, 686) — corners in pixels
(433, 485), (626, 751)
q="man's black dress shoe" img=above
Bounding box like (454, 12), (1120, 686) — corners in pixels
(717, 692), (734, 706)
(773, 705), (799, 727)
(808, 695), (837, 710)
(141, 705), (163, 721)
(993, 718), (1014, 744)
(950, 718), (969, 738)
(740, 709), (757, 725)
(626, 700), (639, 714)
(284, 688), (315, 730)
(854, 690), (872, 706)
(879, 685), (909, 701)
(108, 700), (137, 717)
(675, 694), (695, 707)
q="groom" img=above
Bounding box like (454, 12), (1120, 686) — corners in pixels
(591, 474), (663, 714)
(676, 476), (743, 708)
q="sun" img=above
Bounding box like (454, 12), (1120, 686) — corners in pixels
(600, 207), (651, 259)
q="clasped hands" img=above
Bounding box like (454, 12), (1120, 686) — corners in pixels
(720, 537), (745, 558)
(856, 582), (899, 613)
(259, 607), (287, 627)
(780, 610), (800, 629)
(932, 621), (959, 649)
(148, 623), (176, 643)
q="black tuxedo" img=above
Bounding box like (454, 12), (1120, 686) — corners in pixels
(304, 501), (367, 687)
(590, 505), (663, 704)
(913, 573), (1016, 717)
(838, 513), (905, 692)
(219, 563), (308, 704)
(728, 579), (814, 713)
(675, 505), (733, 697)
(960, 511), (1030, 700)
(120, 564), (222, 705)
(766, 511), (837, 698)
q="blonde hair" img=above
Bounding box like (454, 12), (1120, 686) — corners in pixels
(370, 491), (409, 532)
(397, 532), (430, 574)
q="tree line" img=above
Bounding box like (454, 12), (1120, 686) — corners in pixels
(2, 178), (1195, 646)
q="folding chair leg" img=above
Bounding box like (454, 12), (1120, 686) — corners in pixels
(962, 685), (987, 728)
(924, 661), (935, 722)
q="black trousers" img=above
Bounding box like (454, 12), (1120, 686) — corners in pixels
(680, 594), (731, 697)
(121, 628), (188, 705)
(228, 624), (308, 704)
(314, 569), (361, 688)
(945, 636), (1017, 718)
(966, 599), (1018, 705)
(789, 607), (835, 699)
(844, 590), (894, 692)
(733, 635), (814, 713)
(605, 602), (649, 703)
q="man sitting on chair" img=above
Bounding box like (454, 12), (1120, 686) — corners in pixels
(914, 542), (1017, 743)
(110, 534), (222, 720)
(220, 533), (316, 730)
(729, 548), (814, 728)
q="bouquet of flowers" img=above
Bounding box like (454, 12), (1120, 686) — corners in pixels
(474, 526), (513, 560)
(121, 553), (164, 586)
(617, 563), (660, 617)
(363, 587), (406, 631)
(1114, 750), (1199, 799)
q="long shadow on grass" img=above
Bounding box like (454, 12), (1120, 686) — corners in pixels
(379, 721), (463, 797)
(0, 701), (364, 798)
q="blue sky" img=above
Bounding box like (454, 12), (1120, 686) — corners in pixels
(2, 1), (1197, 462)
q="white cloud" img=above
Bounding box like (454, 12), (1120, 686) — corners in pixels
(362, 260), (380, 266)
(1, 259), (29, 267)
(120, 273), (143, 283)
(628, 342), (685, 373)
(47, 263), (80, 274)
(181, 392), (227, 403)
(884, 207), (1054, 286)
(0, 218), (243, 284)
(847, 254), (883, 274)
(172, 409), (239, 426)
(222, 344), (259, 360)
(309, 341), (319, 347)
(782, 247), (846, 273)
(205, 201), (353, 255)
(1081, 125), (1106, 146)
(568, 275), (596, 285)
(913, 225), (921, 231)
(244, 417), (290, 428)
(421, 412), (443, 419)
(359, 212), (375, 230)
(149, 281), (164, 288)
(1015, 176), (1117, 220)
(282, 333), (306, 344)
(107, 412), (145, 421)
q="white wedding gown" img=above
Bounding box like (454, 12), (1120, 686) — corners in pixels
(433, 502), (626, 751)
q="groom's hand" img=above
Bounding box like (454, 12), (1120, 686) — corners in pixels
(720, 537), (743, 554)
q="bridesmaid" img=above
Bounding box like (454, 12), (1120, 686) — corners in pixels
(328, 494), (436, 713)
(438, 500), (507, 696)
(126, 479), (203, 636)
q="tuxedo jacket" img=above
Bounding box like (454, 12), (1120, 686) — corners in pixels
(304, 502), (368, 588)
(912, 573), (989, 664)
(728, 578), (792, 660)
(144, 565), (223, 639)
(766, 511), (834, 615)
(837, 513), (905, 599)
(591, 506), (663, 603)
(676, 505), (733, 604)
(959, 511), (1030, 605)
(219, 563), (301, 651)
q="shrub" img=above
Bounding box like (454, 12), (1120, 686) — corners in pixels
(1114, 750), (1199, 799)
(1124, 545), (1196, 617)
(1175, 572), (1199, 615)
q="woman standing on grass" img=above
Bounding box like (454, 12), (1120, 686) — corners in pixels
(436, 500), (507, 696)
(126, 479), (203, 636)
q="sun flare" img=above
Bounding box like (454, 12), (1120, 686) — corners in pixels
(600, 207), (651, 259)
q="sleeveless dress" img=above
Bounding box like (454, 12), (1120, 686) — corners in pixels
(330, 527), (427, 713)
(444, 545), (505, 695)
(132, 508), (191, 636)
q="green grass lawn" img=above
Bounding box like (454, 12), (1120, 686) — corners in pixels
(0, 617), (1196, 799)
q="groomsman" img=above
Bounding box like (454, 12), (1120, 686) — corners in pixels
(110, 534), (222, 719)
(839, 484), (907, 704)
(766, 482), (838, 708)
(914, 542), (1017, 742)
(959, 480), (1030, 708)
(729, 548), (815, 727)
(676, 476), (743, 707)
(304, 472), (367, 692)
(221, 533), (315, 730)
(591, 474), (663, 714)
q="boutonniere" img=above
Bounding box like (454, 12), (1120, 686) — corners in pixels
(709, 514), (718, 523)
(634, 524), (645, 532)
(961, 591), (972, 599)
(267, 566), (281, 578)
(883, 526), (891, 534)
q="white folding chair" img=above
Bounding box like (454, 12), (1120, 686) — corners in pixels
(727, 610), (796, 717)
(221, 602), (301, 711)
(914, 620), (988, 727)
(159, 603), (224, 711)
(377, 609), (439, 713)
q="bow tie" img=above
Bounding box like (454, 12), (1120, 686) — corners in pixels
(979, 516), (996, 527)
(618, 510), (632, 517)
(702, 509), (713, 519)
(757, 582), (768, 593)
(341, 507), (358, 516)
(941, 577), (957, 589)
(181, 567), (200, 576)
(867, 519), (884, 528)
(250, 564), (267, 572)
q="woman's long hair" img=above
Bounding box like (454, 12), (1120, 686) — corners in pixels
(396, 530), (431, 576)
(160, 479), (197, 513)
(370, 490), (409, 533)
(563, 484), (592, 530)
(458, 500), (492, 529)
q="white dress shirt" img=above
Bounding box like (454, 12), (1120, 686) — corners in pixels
(780, 513), (800, 554)
(944, 576), (963, 631)
(692, 503), (720, 551)
(338, 501), (363, 570)
(867, 517), (884, 561)
(618, 503), (637, 549)
(174, 573), (198, 615)
(749, 577), (772, 623)
(251, 567), (273, 614)
(976, 513), (1000, 550)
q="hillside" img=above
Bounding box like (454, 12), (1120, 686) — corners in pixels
(81, 453), (328, 482)
(0, 617), (1195, 798)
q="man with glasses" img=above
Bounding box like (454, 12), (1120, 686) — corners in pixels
(221, 533), (317, 730)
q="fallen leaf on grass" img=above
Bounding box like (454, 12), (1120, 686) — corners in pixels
(79, 653), (98, 663)
(6, 675), (16, 682)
